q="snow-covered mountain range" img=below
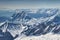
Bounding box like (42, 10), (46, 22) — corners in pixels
(0, 8), (60, 40)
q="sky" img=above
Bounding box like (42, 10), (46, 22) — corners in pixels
(0, 0), (60, 9)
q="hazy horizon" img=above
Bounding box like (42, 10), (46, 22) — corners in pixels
(0, 0), (60, 9)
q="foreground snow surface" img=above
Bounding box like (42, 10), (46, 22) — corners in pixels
(15, 33), (60, 40)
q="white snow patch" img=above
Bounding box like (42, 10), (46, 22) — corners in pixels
(15, 33), (60, 40)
